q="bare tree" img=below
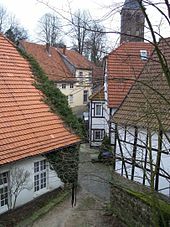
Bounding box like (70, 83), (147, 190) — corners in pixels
(8, 167), (32, 209)
(0, 5), (8, 32)
(71, 9), (92, 54)
(5, 17), (28, 44)
(38, 13), (62, 46)
(0, 5), (28, 43)
(85, 22), (107, 65)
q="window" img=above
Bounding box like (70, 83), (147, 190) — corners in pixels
(70, 83), (74, 89)
(79, 71), (83, 82)
(93, 130), (104, 141)
(95, 104), (102, 117)
(69, 94), (73, 103)
(83, 90), (88, 103)
(79, 71), (83, 77)
(0, 172), (8, 207)
(140, 50), (148, 60)
(88, 72), (92, 83)
(34, 160), (47, 192)
(62, 84), (66, 89)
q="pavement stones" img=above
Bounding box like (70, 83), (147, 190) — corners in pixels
(32, 144), (117, 227)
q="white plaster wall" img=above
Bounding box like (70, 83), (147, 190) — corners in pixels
(90, 101), (109, 147)
(75, 69), (92, 85)
(114, 127), (170, 197)
(56, 82), (92, 107)
(0, 155), (63, 214)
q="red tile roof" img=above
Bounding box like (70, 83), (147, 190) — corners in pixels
(20, 41), (75, 82)
(58, 48), (93, 70)
(112, 38), (170, 131)
(92, 65), (104, 86)
(0, 34), (80, 165)
(107, 42), (153, 108)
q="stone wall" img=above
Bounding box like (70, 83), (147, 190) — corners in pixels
(111, 186), (152, 226)
(110, 173), (170, 226)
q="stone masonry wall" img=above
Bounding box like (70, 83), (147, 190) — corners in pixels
(111, 186), (152, 227)
(110, 172), (170, 227)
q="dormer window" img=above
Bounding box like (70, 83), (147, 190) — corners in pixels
(140, 50), (148, 60)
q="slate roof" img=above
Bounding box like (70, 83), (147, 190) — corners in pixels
(58, 48), (93, 70)
(122, 0), (141, 10)
(112, 38), (170, 131)
(20, 41), (75, 82)
(107, 42), (153, 108)
(0, 34), (80, 165)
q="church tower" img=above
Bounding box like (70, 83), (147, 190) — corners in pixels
(120, 0), (145, 43)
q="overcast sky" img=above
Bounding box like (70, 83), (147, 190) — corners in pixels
(0, 0), (169, 48)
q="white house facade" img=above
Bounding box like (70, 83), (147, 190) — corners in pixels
(0, 155), (63, 214)
(0, 35), (80, 215)
(113, 126), (170, 196)
(112, 38), (170, 197)
(88, 42), (153, 147)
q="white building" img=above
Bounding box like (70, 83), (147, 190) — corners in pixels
(88, 42), (153, 146)
(88, 87), (108, 146)
(0, 35), (80, 214)
(112, 38), (170, 196)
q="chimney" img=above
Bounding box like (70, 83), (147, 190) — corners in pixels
(63, 45), (66, 55)
(46, 43), (50, 55)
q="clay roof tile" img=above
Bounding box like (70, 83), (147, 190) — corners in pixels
(0, 34), (80, 165)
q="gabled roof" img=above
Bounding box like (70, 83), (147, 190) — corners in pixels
(89, 87), (104, 101)
(58, 48), (93, 70)
(92, 66), (104, 86)
(112, 38), (170, 131)
(20, 41), (75, 82)
(0, 34), (80, 165)
(107, 42), (153, 108)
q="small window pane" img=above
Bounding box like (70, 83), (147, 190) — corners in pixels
(34, 162), (39, 173)
(40, 160), (46, 171)
(0, 172), (8, 185)
(70, 84), (74, 88)
(94, 130), (103, 141)
(0, 186), (8, 207)
(62, 84), (66, 89)
(95, 104), (102, 116)
(83, 90), (88, 103)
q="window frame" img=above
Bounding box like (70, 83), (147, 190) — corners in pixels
(140, 50), (148, 60)
(70, 83), (74, 89)
(34, 160), (47, 192)
(93, 129), (104, 141)
(62, 84), (66, 89)
(94, 103), (103, 117)
(0, 172), (9, 207)
(83, 90), (88, 104)
(79, 71), (83, 82)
